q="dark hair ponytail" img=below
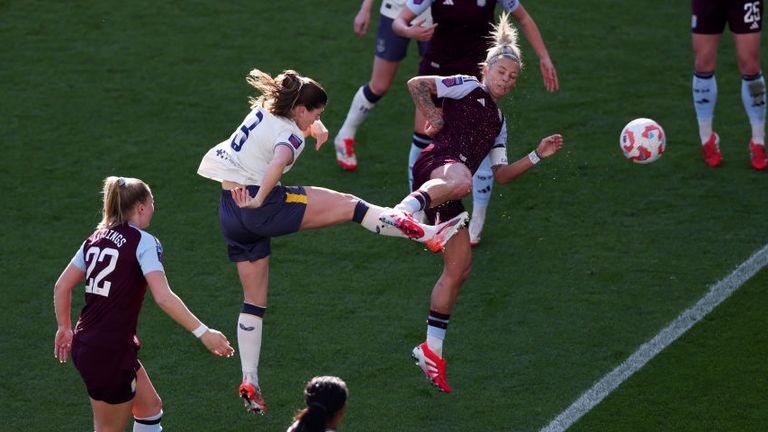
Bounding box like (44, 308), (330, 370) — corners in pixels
(291, 376), (348, 432)
(246, 68), (327, 118)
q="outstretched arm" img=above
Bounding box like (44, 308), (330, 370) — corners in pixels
(407, 76), (444, 136)
(145, 271), (234, 357)
(512, 4), (559, 92)
(54, 263), (84, 363)
(493, 134), (563, 184)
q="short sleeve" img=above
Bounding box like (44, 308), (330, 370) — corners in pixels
(435, 75), (482, 99)
(500, 0), (520, 12)
(137, 232), (164, 275)
(70, 241), (87, 271)
(274, 130), (305, 170)
(489, 115), (509, 166)
(406, 0), (434, 16)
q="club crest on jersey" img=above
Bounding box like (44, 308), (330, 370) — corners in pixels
(442, 76), (463, 87)
(288, 134), (303, 149)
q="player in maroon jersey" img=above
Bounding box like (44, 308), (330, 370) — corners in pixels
(691, 0), (766, 169)
(54, 176), (234, 432)
(392, 14), (563, 393)
(394, 0), (559, 246)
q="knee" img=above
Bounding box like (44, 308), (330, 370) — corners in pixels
(448, 178), (473, 200)
(133, 396), (162, 419)
(368, 81), (390, 97)
(737, 58), (761, 76)
(445, 258), (472, 284)
(694, 57), (716, 75)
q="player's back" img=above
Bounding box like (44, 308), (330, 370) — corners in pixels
(427, 0), (497, 68)
(198, 107), (305, 186)
(74, 223), (160, 348)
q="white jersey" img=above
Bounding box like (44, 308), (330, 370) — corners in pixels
(197, 107), (306, 186)
(380, 0), (432, 23)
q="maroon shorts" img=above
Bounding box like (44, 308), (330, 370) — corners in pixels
(692, 0), (763, 34)
(71, 336), (140, 404)
(412, 147), (467, 224)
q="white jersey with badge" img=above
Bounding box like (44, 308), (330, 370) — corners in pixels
(197, 107), (306, 186)
(435, 75), (509, 167)
(380, 0), (432, 23)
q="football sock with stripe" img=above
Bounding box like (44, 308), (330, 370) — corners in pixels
(354, 200), (425, 239)
(238, 303), (266, 387)
(426, 310), (450, 358)
(337, 84), (382, 140)
(395, 191), (432, 215)
(133, 410), (162, 432)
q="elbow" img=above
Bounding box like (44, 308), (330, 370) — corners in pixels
(153, 292), (174, 310)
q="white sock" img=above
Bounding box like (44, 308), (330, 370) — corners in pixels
(693, 73), (717, 144)
(742, 73), (766, 145)
(472, 156), (493, 208)
(469, 205), (487, 242)
(133, 410), (162, 432)
(408, 144), (424, 190)
(337, 85), (377, 141)
(426, 334), (444, 358)
(238, 312), (263, 386)
(359, 205), (411, 239)
(698, 119), (714, 144)
(409, 133), (432, 190)
(358, 203), (448, 242)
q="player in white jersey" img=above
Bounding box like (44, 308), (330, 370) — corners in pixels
(333, 0), (433, 170)
(197, 68), (469, 415)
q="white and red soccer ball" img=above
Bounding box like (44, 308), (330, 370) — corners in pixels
(620, 118), (666, 164)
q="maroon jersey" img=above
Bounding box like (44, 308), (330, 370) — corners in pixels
(70, 222), (165, 348)
(424, 75), (506, 174)
(408, 0), (521, 76)
(411, 75), (508, 223)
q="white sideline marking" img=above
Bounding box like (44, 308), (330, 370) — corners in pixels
(540, 243), (768, 432)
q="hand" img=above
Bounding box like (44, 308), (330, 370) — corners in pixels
(310, 120), (328, 150)
(536, 134), (564, 158)
(54, 327), (73, 363)
(407, 19), (437, 42)
(539, 58), (559, 93)
(200, 329), (235, 357)
(353, 7), (371, 36)
(230, 187), (262, 209)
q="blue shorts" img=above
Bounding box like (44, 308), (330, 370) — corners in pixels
(219, 185), (307, 262)
(375, 15), (428, 61)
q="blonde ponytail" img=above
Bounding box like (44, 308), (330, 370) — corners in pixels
(484, 12), (522, 68)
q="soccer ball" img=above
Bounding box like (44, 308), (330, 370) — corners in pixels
(619, 118), (666, 164)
